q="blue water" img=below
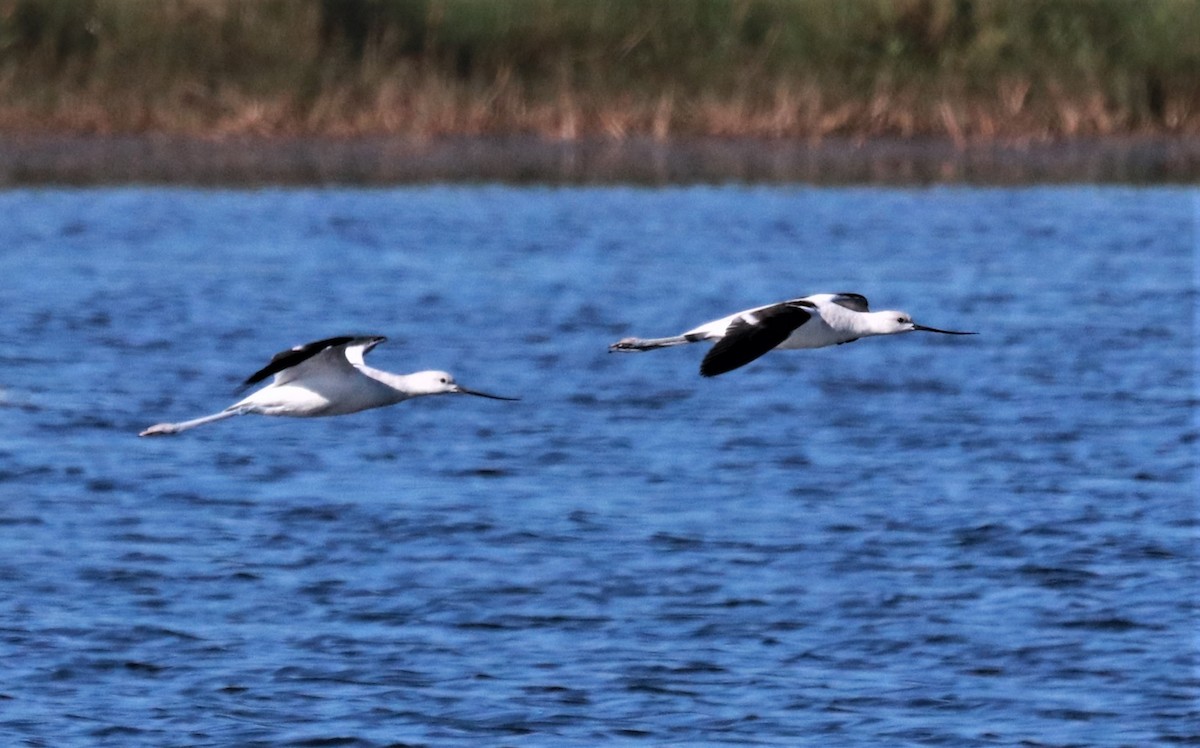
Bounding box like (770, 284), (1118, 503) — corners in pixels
(1, 186), (1196, 746)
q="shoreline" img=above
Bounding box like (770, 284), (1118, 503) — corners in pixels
(2, 134), (1198, 186)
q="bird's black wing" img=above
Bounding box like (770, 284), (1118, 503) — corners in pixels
(699, 302), (812, 377)
(830, 293), (870, 313)
(242, 335), (378, 387)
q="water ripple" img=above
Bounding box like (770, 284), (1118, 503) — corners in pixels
(0, 185), (1194, 746)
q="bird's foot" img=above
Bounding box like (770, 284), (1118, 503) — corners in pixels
(139, 423), (178, 437)
(610, 338), (647, 352)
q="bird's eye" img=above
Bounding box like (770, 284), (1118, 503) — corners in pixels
(897, 317), (906, 323)
(439, 377), (448, 384)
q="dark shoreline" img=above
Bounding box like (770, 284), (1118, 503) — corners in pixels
(2, 134), (1198, 186)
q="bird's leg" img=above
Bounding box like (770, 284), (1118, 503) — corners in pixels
(139, 406), (251, 437)
(609, 334), (696, 352)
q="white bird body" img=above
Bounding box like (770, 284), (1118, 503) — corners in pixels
(231, 342), (407, 417)
(140, 336), (515, 436)
(679, 294), (898, 349)
(611, 293), (975, 376)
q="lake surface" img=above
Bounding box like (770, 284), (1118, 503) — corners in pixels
(1, 186), (1196, 746)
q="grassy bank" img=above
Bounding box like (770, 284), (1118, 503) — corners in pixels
(1, 0), (1197, 140)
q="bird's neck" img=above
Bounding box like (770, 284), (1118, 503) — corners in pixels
(355, 365), (416, 402)
(859, 311), (897, 337)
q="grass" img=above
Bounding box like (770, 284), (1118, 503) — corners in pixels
(0, 0), (1197, 139)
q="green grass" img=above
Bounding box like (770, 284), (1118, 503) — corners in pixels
(1, 0), (1197, 138)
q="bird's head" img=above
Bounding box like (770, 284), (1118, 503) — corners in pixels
(408, 370), (519, 400)
(875, 310), (976, 337)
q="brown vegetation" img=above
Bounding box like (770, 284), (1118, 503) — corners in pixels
(1, 0), (1197, 140)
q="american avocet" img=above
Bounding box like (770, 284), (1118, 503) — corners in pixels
(139, 335), (516, 436)
(610, 293), (975, 377)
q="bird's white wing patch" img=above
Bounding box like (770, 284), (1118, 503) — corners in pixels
(343, 342), (371, 367)
(271, 344), (359, 387)
(243, 336), (385, 388)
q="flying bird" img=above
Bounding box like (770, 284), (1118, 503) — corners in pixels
(610, 293), (975, 377)
(139, 335), (516, 436)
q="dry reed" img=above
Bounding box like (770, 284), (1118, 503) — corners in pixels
(0, 0), (1196, 140)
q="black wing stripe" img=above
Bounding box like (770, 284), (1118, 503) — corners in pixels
(699, 304), (811, 377)
(830, 293), (869, 313)
(242, 335), (373, 387)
